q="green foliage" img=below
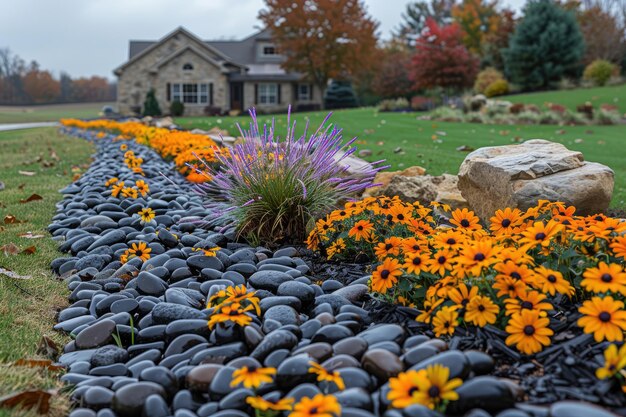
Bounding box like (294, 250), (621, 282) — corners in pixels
(143, 89), (162, 117)
(583, 60), (618, 87)
(378, 98), (411, 112)
(324, 80), (358, 109)
(505, 0), (584, 91)
(170, 100), (185, 117)
(484, 79), (509, 97)
(474, 67), (505, 94)
(594, 108), (622, 125)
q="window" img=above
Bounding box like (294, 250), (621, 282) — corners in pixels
(258, 83), (278, 104)
(171, 83), (211, 104)
(183, 63), (193, 70)
(297, 84), (311, 101)
(262, 45), (277, 56)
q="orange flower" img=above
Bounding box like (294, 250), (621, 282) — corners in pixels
(490, 207), (523, 235)
(374, 237), (402, 260)
(505, 309), (553, 354)
(578, 296), (626, 342)
(348, 219), (374, 241)
(370, 258), (403, 294)
(519, 220), (564, 247)
(450, 208), (482, 231)
(581, 262), (626, 295)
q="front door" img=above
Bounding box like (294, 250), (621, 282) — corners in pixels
(230, 82), (243, 112)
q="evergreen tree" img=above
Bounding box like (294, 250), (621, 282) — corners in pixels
(394, 0), (456, 40)
(504, 0), (584, 90)
(143, 89), (161, 117)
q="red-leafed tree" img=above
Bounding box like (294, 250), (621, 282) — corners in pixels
(22, 61), (60, 103)
(410, 18), (479, 91)
(371, 41), (414, 99)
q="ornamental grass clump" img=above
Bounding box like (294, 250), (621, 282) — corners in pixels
(200, 109), (386, 245)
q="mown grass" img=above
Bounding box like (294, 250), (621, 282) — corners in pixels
(0, 102), (113, 124)
(502, 83), (626, 113)
(176, 107), (626, 207)
(0, 128), (93, 417)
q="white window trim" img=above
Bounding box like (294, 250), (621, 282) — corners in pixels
(258, 83), (278, 105)
(170, 82), (212, 105)
(298, 84), (311, 102)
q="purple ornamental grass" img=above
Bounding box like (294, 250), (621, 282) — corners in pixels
(198, 107), (388, 245)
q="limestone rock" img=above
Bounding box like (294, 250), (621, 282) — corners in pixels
(363, 166), (426, 197)
(458, 139), (614, 219)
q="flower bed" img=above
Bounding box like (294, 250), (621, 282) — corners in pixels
(46, 115), (626, 417)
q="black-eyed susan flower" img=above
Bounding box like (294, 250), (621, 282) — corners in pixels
(121, 187), (138, 199)
(426, 249), (455, 276)
(505, 309), (553, 355)
(387, 369), (423, 408)
(493, 275), (527, 298)
(447, 283), (478, 309)
(308, 362), (345, 390)
(403, 252), (429, 275)
(416, 298), (444, 324)
(458, 239), (501, 276)
(578, 296), (626, 342)
(111, 181), (125, 198)
(533, 265), (574, 297)
(412, 364), (463, 410)
(374, 237), (402, 260)
(610, 236), (626, 260)
(348, 219), (374, 242)
(504, 291), (552, 317)
(247, 395), (294, 412)
(388, 204), (414, 225)
(105, 177), (119, 187)
(326, 238), (346, 260)
(465, 295), (500, 327)
(138, 207), (155, 223)
(450, 208), (481, 232)
(432, 229), (465, 251)
(290, 394), (341, 417)
(519, 220), (564, 248)
(432, 306), (459, 337)
(128, 242), (151, 262)
(494, 261), (534, 286)
(581, 262), (626, 295)
(230, 366), (276, 389)
(135, 180), (149, 197)
(208, 302), (254, 329)
(120, 144), (128, 151)
(596, 343), (626, 379)
(490, 207), (523, 235)
(401, 237), (427, 254)
(370, 258), (403, 294)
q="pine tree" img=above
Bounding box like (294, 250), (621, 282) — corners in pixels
(395, 0), (456, 39)
(143, 89), (162, 117)
(504, 0), (584, 90)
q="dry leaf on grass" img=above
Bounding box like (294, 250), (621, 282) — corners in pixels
(36, 336), (59, 359)
(0, 244), (19, 256)
(19, 194), (43, 203)
(18, 171), (36, 176)
(49, 150), (59, 161)
(14, 359), (63, 371)
(17, 183), (25, 190)
(0, 390), (52, 414)
(0, 267), (31, 279)
(4, 215), (24, 224)
(21, 246), (37, 255)
(18, 232), (44, 239)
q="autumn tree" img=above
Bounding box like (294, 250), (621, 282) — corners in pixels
(576, 0), (626, 65)
(371, 41), (414, 99)
(481, 8), (516, 70)
(410, 18), (480, 91)
(505, 0), (584, 90)
(258, 0), (379, 105)
(22, 61), (60, 103)
(452, 0), (501, 53)
(395, 0), (457, 39)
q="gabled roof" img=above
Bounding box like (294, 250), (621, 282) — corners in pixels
(149, 45), (228, 74)
(114, 26), (245, 76)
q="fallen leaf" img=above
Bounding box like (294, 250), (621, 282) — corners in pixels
(19, 194), (43, 204)
(3, 215), (23, 224)
(21, 246), (36, 255)
(0, 226), (5, 232)
(17, 183), (25, 190)
(0, 390), (52, 414)
(36, 336), (59, 359)
(18, 232), (44, 239)
(50, 150), (59, 161)
(14, 359), (63, 371)
(0, 244), (19, 256)
(0, 267), (31, 279)
(18, 171), (36, 176)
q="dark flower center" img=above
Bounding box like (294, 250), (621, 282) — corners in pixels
(599, 312), (612, 322)
(562, 220), (571, 225)
(510, 272), (521, 280)
(408, 387), (418, 396)
(397, 214), (405, 221)
(461, 298), (469, 306)
(412, 245), (420, 251)
(340, 211), (346, 216)
(521, 301), (533, 309)
(310, 407), (318, 414)
(428, 386), (441, 398)
(535, 232), (546, 240)
(444, 321), (450, 328)
(385, 243), (393, 250)
(460, 219), (470, 227)
(446, 238), (456, 244)
(357, 225), (363, 231)
(380, 270), (390, 279)
(474, 253), (485, 261)
(523, 325), (535, 336)
(501, 219), (511, 227)
(478, 305), (485, 312)
(595, 215), (603, 221)
(601, 273), (613, 283)
(438, 256), (446, 264)
(547, 275), (557, 283)
(412, 257), (422, 265)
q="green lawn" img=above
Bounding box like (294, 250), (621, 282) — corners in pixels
(0, 102), (113, 124)
(176, 108), (626, 207)
(502, 83), (626, 113)
(0, 128), (93, 417)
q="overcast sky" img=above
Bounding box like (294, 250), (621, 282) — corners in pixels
(0, 0), (526, 80)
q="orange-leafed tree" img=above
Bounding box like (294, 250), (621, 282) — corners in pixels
(410, 18), (480, 91)
(371, 41), (414, 99)
(258, 0), (379, 106)
(22, 61), (60, 103)
(452, 0), (500, 54)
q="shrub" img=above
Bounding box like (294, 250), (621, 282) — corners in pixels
(464, 112), (488, 123)
(539, 111), (563, 125)
(509, 103), (525, 114)
(594, 108), (622, 125)
(561, 109), (589, 125)
(515, 111), (541, 125)
(576, 102), (594, 119)
(429, 106), (464, 122)
(484, 79), (509, 97)
(170, 100), (185, 117)
(474, 67), (505, 94)
(378, 98), (410, 112)
(411, 96), (437, 111)
(308, 196), (626, 356)
(143, 89), (162, 117)
(201, 109), (387, 246)
(584, 60), (619, 86)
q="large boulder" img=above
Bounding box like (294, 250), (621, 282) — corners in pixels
(364, 166), (427, 197)
(458, 139), (614, 219)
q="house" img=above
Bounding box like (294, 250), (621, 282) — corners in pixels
(113, 27), (323, 116)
